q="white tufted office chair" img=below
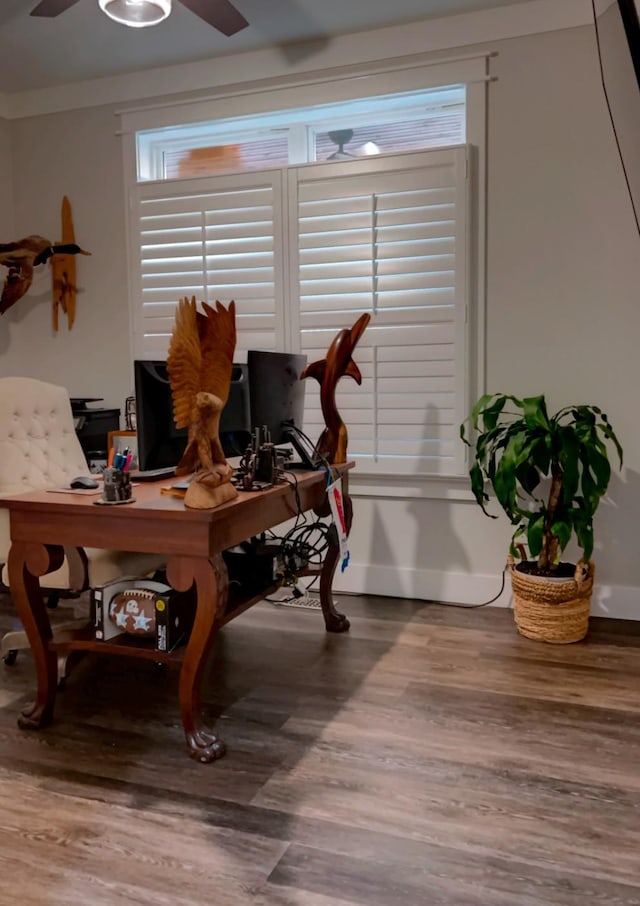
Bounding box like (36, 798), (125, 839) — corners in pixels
(0, 376), (166, 662)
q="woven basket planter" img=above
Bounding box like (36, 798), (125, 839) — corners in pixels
(508, 557), (595, 644)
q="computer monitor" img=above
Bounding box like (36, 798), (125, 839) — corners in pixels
(219, 363), (252, 456)
(247, 350), (308, 445)
(134, 360), (251, 470)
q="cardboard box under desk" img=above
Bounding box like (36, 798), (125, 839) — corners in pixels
(91, 579), (195, 653)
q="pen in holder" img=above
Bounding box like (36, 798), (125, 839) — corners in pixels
(100, 467), (134, 504)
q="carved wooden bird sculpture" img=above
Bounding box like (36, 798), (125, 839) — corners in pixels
(167, 296), (238, 509)
(0, 234), (90, 315)
(301, 313), (371, 464)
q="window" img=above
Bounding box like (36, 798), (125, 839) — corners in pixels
(124, 57), (487, 483)
(136, 86), (465, 180)
(164, 135), (290, 179)
(313, 113), (464, 161)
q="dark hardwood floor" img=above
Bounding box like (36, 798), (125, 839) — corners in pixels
(1, 590), (639, 905)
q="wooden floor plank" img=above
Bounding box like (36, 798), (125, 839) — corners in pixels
(268, 841), (640, 906)
(1, 591), (640, 905)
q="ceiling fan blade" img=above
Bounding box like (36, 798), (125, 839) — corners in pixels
(30, 0), (82, 16)
(179, 0), (249, 36)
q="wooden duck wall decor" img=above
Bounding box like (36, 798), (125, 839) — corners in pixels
(0, 196), (90, 324)
(52, 196), (89, 331)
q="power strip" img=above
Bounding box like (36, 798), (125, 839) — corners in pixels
(268, 589), (322, 610)
(278, 595), (321, 611)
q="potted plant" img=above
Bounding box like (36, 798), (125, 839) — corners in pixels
(461, 394), (623, 643)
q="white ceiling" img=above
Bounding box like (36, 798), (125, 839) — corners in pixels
(0, 0), (534, 94)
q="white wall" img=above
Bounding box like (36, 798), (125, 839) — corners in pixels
(342, 25), (640, 618)
(0, 106), (131, 411)
(485, 25), (640, 615)
(1, 15), (639, 617)
(0, 117), (14, 246)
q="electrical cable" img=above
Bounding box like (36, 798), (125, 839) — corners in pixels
(440, 561), (509, 609)
(281, 519), (331, 570)
(266, 559), (509, 608)
(267, 515), (333, 592)
(277, 467), (307, 529)
(591, 0), (640, 238)
(284, 421), (335, 476)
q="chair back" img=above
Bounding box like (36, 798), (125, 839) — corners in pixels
(0, 378), (89, 495)
(0, 378), (164, 595)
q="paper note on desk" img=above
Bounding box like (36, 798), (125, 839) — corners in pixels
(160, 481), (190, 499)
(160, 480), (189, 499)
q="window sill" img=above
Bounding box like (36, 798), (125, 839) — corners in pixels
(349, 471), (475, 500)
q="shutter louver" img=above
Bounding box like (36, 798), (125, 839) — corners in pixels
(294, 148), (467, 476)
(133, 172), (283, 358)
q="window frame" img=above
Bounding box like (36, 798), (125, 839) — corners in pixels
(120, 51), (488, 496)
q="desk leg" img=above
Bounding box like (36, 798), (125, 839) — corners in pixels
(167, 553), (228, 763)
(7, 542), (64, 729)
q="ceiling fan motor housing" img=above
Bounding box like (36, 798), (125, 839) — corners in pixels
(31, 0), (249, 36)
(98, 0), (171, 27)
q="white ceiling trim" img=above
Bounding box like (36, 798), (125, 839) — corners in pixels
(6, 0), (592, 120)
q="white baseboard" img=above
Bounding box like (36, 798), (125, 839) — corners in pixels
(333, 563), (639, 622)
(590, 584), (640, 622)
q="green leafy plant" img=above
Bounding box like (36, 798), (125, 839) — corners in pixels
(460, 394), (623, 574)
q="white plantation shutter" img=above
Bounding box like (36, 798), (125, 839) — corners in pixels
(289, 147), (468, 476)
(130, 170), (284, 359)
(128, 146), (471, 478)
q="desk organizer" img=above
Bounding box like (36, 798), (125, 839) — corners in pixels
(97, 468), (133, 504)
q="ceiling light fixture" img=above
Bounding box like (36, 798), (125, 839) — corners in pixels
(98, 0), (171, 28)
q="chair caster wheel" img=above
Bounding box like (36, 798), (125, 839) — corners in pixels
(3, 650), (18, 666)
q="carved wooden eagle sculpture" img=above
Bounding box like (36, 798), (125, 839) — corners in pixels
(0, 234), (90, 315)
(167, 296), (238, 509)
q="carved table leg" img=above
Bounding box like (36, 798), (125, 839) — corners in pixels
(167, 553), (228, 763)
(7, 542), (65, 729)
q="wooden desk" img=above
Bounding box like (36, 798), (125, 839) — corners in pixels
(0, 466), (352, 762)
